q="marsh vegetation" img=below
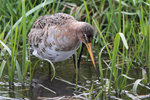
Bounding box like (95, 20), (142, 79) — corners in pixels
(0, 0), (150, 99)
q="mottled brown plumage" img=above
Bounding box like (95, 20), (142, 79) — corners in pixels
(28, 13), (100, 80)
(28, 13), (94, 62)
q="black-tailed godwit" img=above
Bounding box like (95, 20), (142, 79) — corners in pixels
(28, 13), (100, 81)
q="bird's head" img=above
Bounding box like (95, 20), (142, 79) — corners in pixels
(76, 23), (94, 44)
(76, 22), (100, 81)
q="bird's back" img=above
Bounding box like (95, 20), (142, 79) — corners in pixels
(28, 13), (81, 62)
(32, 13), (76, 29)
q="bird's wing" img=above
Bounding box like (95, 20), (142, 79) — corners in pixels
(28, 13), (77, 50)
(28, 28), (44, 49)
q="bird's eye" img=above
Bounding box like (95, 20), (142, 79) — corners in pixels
(83, 34), (86, 37)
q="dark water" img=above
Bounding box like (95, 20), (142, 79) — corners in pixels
(0, 54), (150, 100)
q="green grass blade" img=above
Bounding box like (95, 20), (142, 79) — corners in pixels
(28, 44), (31, 83)
(0, 60), (6, 78)
(142, 68), (147, 84)
(99, 45), (106, 87)
(0, 21), (10, 40)
(88, 82), (94, 99)
(148, 0), (150, 83)
(132, 79), (143, 92)
(52, 0), (55, 14)
(45, 59), (55, 81)
(31, 60), (40, 82)
(55, 0), (60, 13)
(149, 0), (150, 24)
(110, 33), (120, 93)
(149, 25), (150, 84)
(118, 33), (128, 49)
(120, 74), (134, 80)
(22, 0), (26, 75)
(94, 83), (107, 100)
(12, 20), (19, 83)
(0, 40), (11, 56)
(16, 0), (22, 13)
(14, 23), (22, 83)
(6, 0), (16, 16)
(26, 9), (41, 33)
(0, 40), (22, 82)
(5, 0), (53, 40)
(15, 61), (22, 82)
(98, 0), (106, 11)
(27, 0), (34, 8)
(118, 0), (121, 31)
(83, 0), (90, 23)
(22, 60), (30, 83)
(10, 16), (14, 86)
(93, 19), (112, 59)
(110, 33), (128, 92)
(120, 12), (125, 91)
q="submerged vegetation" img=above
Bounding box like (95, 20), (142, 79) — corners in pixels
(0, 0), (150, 99)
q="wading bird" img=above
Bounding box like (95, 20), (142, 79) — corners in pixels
(28, 13), (100, 81)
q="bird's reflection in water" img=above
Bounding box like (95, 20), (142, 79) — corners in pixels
(29, 75), (75, 99)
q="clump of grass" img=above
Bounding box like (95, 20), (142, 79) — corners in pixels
(0, 0), (47, 87)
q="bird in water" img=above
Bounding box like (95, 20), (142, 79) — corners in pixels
(28, 13), (100, 81)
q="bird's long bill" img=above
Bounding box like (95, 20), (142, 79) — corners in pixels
(86, 43), (100, 81)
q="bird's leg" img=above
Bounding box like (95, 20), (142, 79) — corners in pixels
(48, 62), (51, 81)
(49, 62), (51, 74)
(72, 54), (76, 68)
(72, 43), (85, 68)
(77, 43), (85, 68)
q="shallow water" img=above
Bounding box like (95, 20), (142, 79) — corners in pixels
(0, 53), (150, 100)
